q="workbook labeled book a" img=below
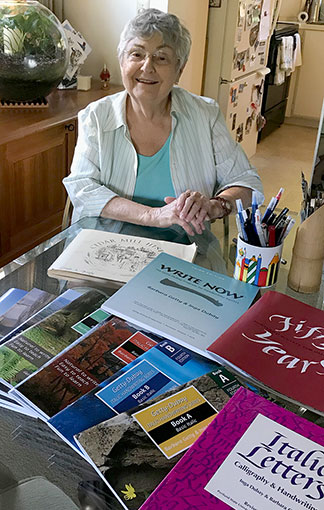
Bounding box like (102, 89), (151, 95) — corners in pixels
(141, 387), (324, 510)
(102, 253), (259, 359)
(47, 229), (197, 286)
(207, 290), (324, 414)
(75, 368), (240, 510)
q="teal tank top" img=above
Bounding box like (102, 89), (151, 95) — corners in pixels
(121, 134), (189, 243)
(133, 134), (175, 207)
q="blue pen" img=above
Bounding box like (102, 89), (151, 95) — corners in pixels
(262, 188), (284, 223)
(262, 196), (276, 224)
(235, 199), (248, 241)
(251, 191), (258, 224)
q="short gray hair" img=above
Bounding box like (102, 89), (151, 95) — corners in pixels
(118, 8), (192, 70)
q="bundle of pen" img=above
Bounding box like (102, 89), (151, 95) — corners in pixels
(234, 189), (295, 287)
(235, 189), (295, 248)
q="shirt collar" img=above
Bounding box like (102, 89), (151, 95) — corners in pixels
(102, 86), (190, 132)
(102, 90), (128, 131)
(170, 86), (191, 119)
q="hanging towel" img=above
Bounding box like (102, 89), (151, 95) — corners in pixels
(292, 32), (302, 71)
(280, 36), (294, 75)
(274, 42), (285, 85)
(274, 35), (297, 85)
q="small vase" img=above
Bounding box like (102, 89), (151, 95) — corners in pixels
(0, 0), (68, 101)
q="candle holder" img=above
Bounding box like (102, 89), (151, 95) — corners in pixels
(100, 64), (110, 89)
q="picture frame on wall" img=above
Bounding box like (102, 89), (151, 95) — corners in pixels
(209, 0), (221, 7)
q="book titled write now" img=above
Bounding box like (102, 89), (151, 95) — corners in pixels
(207, 290), (324, 414)
(102, 253), (259, 359)
(141, 387), (324, 510)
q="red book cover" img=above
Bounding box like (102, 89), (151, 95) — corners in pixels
(207, 290), (324, 413)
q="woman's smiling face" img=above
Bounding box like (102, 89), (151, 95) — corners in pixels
(120, 32), (181, 107)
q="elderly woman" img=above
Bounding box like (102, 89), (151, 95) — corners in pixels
(64, 8), (263, 262)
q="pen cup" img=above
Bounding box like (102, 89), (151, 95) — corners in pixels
(234, 237), (283, 287)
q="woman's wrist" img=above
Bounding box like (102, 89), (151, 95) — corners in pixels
(142, 206), (159, 227)
(209, 196), (233, 219)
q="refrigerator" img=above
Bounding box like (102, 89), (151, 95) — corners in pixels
(203, 0), (282, 158)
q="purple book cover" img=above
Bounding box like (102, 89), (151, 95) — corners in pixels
(141, 387), (324, 510)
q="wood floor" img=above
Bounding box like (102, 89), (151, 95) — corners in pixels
(251, 123), (318, 214)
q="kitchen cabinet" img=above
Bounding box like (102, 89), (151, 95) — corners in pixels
(0, 82), (122, 267)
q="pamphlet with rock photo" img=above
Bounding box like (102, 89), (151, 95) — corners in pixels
(76, 367), (240, 510)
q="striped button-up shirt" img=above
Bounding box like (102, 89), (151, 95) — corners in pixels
(63, 87), (264, 237)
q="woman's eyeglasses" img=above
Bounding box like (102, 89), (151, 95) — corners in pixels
(124, 48), (176, 66)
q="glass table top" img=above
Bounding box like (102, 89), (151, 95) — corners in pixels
(0, 214), (323, 509)
(1, 214), (323, 310)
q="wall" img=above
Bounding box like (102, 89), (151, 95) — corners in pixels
(150, 0), (209, 94)
(63, 0), (208, 94)
(278, 0), (304, 21)
(278, 1), (324, 124)
(63, 0), (137, 84)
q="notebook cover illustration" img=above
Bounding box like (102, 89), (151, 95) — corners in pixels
(48, 229), (197, 284)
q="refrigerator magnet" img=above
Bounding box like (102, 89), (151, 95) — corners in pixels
(230, 87), (238, 103)
(236, 124), (244, 143)
(245, 116), (252, 134)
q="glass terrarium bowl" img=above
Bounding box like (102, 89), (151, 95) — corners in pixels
(0, 0), (68, 101)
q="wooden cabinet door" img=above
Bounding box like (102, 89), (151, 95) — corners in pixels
(0, 121), (76, 266)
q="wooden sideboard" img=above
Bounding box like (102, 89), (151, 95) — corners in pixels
(0, 82), (122, 267)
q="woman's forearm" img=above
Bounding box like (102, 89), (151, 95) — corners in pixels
(100, 194), (197, 236)
(100, 196), (153, 225)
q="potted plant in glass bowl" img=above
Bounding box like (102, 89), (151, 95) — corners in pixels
(0, 0), (68, 101)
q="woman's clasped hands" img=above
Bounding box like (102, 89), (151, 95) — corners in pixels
(150, 190), (211, 236)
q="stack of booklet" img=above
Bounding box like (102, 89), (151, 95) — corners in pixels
(2, 252), (324, 510)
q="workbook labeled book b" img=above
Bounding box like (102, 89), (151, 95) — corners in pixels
(102, 253), (259, 359)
